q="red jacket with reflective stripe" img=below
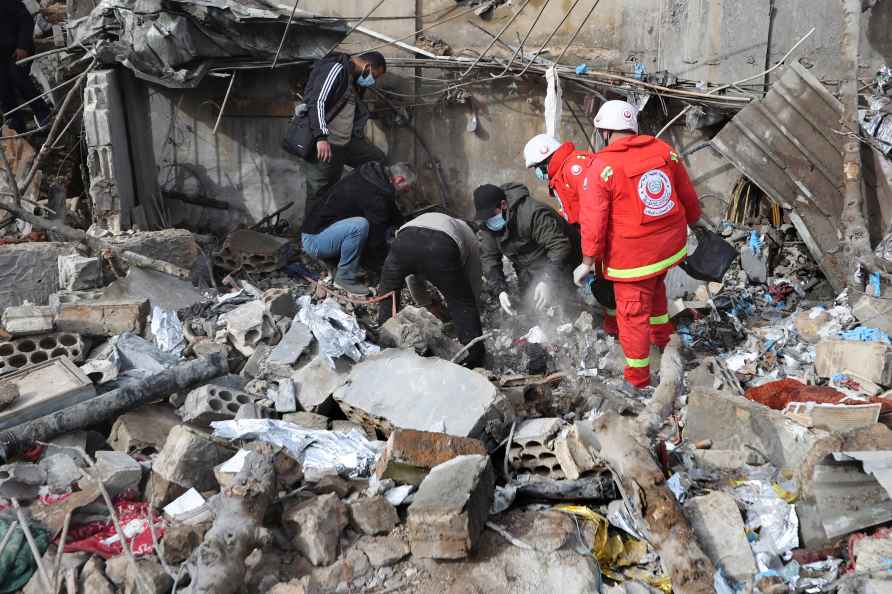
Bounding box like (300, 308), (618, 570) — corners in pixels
(578, 135), (702, 282)
(547, 142), (596, 225)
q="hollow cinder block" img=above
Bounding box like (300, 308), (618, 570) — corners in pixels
(0, 332), (86, 376)
(182, 383), (259, 426)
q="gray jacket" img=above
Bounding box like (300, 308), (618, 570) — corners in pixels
(399, 212), (482, 299)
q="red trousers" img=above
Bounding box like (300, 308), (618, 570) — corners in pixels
(613, 273), (673, 387)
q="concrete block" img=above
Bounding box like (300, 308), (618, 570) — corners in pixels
(263, 288), (297, 318)
(39, 454), (83, 493)
(216, 229), (290, 274)
(271, 378), (298, 412)
(815, 339), (892, 386)
(373, 429), (487, 486)
(349, 496), (399, 536)
(0, 463), (47, 499)
(0, 357), (96, 431)
(58, 255), (102, 291)
(0, 332), (86, 375)
(241, 343), (271, 378)
(357, 535), (411, 568)
(331, 419), (375, 440)
(123, 557), (173, 594)
(161, 521), (210, 565)
(282, 411), (329, 430)
(148, 425), (234, 507)
(49, 289), (106, 308)
(109, 405), (182, 453)
(0, 242), (81, 311)
(684, 492), (756, 584)
(220, 300), (276, 357)
(0, 383), (19, 411)
(182, 384), (258, 426)
(407, 454), (495, 559)
(91, 450), (142, 496)
(102, 229), (201, 271)
(56, 299), (149, 336)
(292, 353), (350, 412)
(552, 424), (599, 481)
(685, 389), (826, 469)
(1, 304), (55, 336)
(266, 321), (313, 374)
(508, 418), (568, 479)
(853, 294), (892, 337)
(283, 492), (348, 566)
(79, 556), (115, 594)
(333, 349), (510, 441)
(740, 246), (768, 283)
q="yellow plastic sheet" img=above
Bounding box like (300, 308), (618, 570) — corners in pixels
(555, 505), (670, 592)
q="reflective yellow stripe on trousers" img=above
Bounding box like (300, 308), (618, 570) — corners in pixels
(626, 356), (650, 368)
(607, 245), (687, 280)
(650, 313), (669, 325)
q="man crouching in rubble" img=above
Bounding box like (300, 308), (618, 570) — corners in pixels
(301, 162), (415, 296)
(573, 100), (702, 390)
(474, 183), (578, 316)
(303, 51), (389, 214)
(376, 212), (486, 367)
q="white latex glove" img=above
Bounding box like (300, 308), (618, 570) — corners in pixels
(498, 291), (516, 316)
(573, 263), (593, 287)
(533, 281), (549, 309)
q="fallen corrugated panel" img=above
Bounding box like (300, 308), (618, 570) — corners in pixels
(711, 61), (849, 290)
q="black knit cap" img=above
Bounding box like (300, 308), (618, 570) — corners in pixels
(473, 184), (506, 220)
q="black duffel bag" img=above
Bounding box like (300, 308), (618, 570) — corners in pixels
(679, 227), (738, 282)
(282, 93), (351, 161)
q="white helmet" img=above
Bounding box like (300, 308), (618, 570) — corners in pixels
(523, 134), (562, 168)
(593, 100), (639, 133)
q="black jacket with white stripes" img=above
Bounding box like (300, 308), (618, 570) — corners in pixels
(305, 52), (370, 142)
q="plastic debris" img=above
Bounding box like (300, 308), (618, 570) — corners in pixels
(575, 63), (588, 75)
(838, 326), (892, 344)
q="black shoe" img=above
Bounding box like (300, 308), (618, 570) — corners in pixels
(334, 276), (370, 297)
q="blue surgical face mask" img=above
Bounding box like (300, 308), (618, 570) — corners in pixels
(485, 213), (507, 232)
(534, 165), (548, 182)
(357, 68), (376, 88)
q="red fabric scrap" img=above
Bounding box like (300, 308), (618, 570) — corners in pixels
(61, 492), (164, 559)
(744, 378), (892, 414)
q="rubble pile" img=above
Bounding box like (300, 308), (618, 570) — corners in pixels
(0, 215), (888, 594)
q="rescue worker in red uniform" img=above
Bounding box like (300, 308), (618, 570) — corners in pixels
(523, 134), (618, 336)
(572, 100), (702, 389)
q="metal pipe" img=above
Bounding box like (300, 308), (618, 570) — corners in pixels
(212, 72), (237, 136)
(551, 0), (602, 68)
(0, 353), (228, 462)
(271, 0), (302, 69)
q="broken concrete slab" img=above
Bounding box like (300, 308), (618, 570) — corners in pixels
(407, 454), (495, 559)
(740, 245), (768, 284)
(1, 304), (55, 336)
(0, 463), (47, 499)
(103, 229), (201, 271)
(0, 242), (80, 311)
(815, 339), (892, 386)
(58, 254), (102, 291)
(357, 534), (411, 568)
(0, 382), (19, 411)
(0, 332), (86, 375)
(109, 404), (181, 453)
(92, 450), (143, 496)
(39, 454), (83, 494)
(333, 349), (511, 442)
(373, 429), (487, 486)
(282, 411), (329, 430)
(216, 229), (289, 274)
(103, 267), (205, 312)
(685, 389), (826, 469)
(377, 305), (461, 359)
(56, 299), (150, 336)
(0, 356), (96, 431)
(122, 557), (173, 594)
(853, 294), (892, 338)
(161, 521), (211, 565)
(266, 321), (313, 375)
(271, 378), (297, 413)
(683, 491), (756, 584)
(292, 352), (350, 413)
(148, 425), (234, 507)
(348, 496), (399, 536)
(283, 492), (348, 566)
